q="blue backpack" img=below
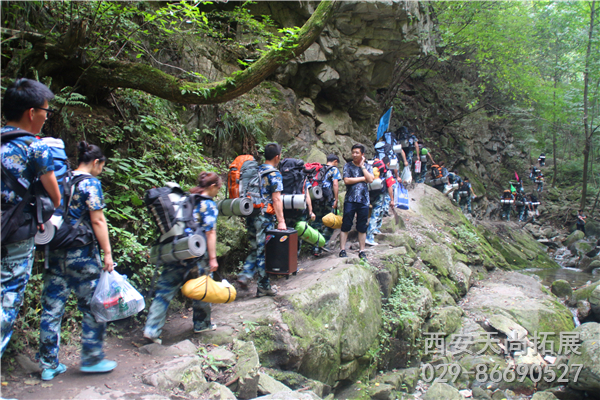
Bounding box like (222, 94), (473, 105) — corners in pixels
(40, 138), (71, 215)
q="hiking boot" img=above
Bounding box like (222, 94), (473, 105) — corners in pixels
(236, 275), (249, 290)
(256, 287), (277, 297)
(339, 250), (348, 258)
(80, 359), (117, 374)
(194, 323), (217, 333)
(365, 239), (378, 246)
(313, 247), (322, 257)
(41, 363), (67, 381)
(358, 251), (367, 261)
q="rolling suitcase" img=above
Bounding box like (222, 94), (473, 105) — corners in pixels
(265, 228), (298, 278)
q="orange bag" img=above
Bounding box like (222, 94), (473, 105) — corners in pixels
(228, 155), (254, 199)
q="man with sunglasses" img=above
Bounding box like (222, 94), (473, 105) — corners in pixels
(1, 78), (60, 356)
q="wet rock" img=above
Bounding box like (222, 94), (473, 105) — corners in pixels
(567, 240), (595, 257)
(576, 300), (591, 319)
(590, 285), (600, 319)
(543, 386), (588, 400)
(583, 259), (600, 273)
(531, 392), (559, 400)
(423, 382), (466, 400)
(258, 372), (292, 395)
(551, 280), (573, 298)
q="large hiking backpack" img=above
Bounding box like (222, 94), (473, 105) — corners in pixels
(458, 182), (470, 198)
(431, 165), (443, 179)
(40, 137), (71, 215)
(280, 158), (306, 195)
(227, 155), (254, 199)
(305, 162), (333, 201)
(1, 130), (54, 244)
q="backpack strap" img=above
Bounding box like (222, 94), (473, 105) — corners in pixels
(0, 129), (36, 143)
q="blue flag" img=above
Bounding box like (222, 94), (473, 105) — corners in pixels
(376, 107), (393, 141)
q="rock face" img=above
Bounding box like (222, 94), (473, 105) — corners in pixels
(568, 323), (600, 392)
(551, 279), (573, 298)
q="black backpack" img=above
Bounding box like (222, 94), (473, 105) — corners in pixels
(280, 158), (306, 195)
(305, 163), (333, 201)
(1, 130), (54, 244)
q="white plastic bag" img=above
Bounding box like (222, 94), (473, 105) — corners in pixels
(401, 166), (412, 184)
(91, 271), (145, 323)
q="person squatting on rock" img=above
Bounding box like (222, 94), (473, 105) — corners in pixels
(366, 157), (396, 247)
(236, 143), (286, 297)
(1, 78), (61, 357)
(143, 172), (222, 344)
(577, 210), (587, 234)
(38, 142), (117, 380)
(310, 154), (341, 257)
(501, 189), (514, 221)
(458, 177), (476, 214)
(339, 144), (374, 261)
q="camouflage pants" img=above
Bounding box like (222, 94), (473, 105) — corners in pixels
(537, 182), (544, 192)
(144, 259), (211, 340)
(502, 204), (512, 221)
(1, 237), (35, 356)
(240, 213), (275, 289)
(417, 164), (428, 183)
(311, 201), (335, 249)
(38, 244), (106, 368)
(367, 193), (385, 242)
(517, 206), (526, 221)
(459, 196), (472, 214)
(382, 189), (392, 217)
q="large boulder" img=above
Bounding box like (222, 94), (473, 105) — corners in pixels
(568, 323), (600, 392)
(231, 340), (261, 399)
(423, 382), (466, 400)
(590, 285), (600, 319)
(564, 230), (585, 247)
(567, 240), (595, 257)
(551, 280), (573, 298)
(142, 356), (206, 392)
(584, 219), (600, 237)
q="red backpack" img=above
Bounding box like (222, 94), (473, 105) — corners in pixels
(305, 163), (332, 187)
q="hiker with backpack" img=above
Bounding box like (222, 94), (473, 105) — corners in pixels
(279, 157), (313, 228)
(306, 154), (342, 256)
(143, 172), (222, 344)
(446, 170), (462, 202)
(501, 189), (514, 221)
(395, 127), (420, 170)
(37, 142), (118, 380)
(515, 191), (527, 222)
(539, 153), (546, 167)
(236, 143), (286, 297)
(416, 147), (434, 183)
(458, 177), (476, 215)
(339, 144), (374, 261)
(1, 78), (61, 357)
(536, 173), (544, 193)
(577, 210), (587, 234)
(366, 157), (396, 246)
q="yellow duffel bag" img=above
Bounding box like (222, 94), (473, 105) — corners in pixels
(182, 274), (236, 303)
(322, 212), (343, 229)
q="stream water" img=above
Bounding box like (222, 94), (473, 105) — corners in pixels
(523, 246), (598, 289)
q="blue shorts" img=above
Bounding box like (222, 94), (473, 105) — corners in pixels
(341, 202), (369, 233)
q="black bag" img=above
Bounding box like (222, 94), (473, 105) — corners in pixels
(47, 174), (95, 251)
(280, 158), (306, 195)
(305, 163), (333, 202)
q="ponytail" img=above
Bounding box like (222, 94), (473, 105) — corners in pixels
(190, 172), (222, 194)
(77, 141), (106, 165)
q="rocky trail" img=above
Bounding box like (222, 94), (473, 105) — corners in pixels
(2, 184), (600, 400)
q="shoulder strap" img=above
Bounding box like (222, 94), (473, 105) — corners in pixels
(63, 174), (94, 218)
(1, 129), (35, 143)
(1, 164), (28, 198)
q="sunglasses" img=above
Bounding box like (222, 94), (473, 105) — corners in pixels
(35, 107), (56, 115)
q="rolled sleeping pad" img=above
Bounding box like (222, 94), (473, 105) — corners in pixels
(393, 144), (402, 153)
(282, 194), (306, 210)
(308, 185), (323, 200)
(459, 191), (469, 197)
(500, 199), (514, 204)
(389, 159), (399, 170)
(34, 220), (56, 245)
(295, 221), (326, 248)
(452, 183), (459, 189)
(149, 234), (207, 265)
(218, 197), (253, 217)
(368, 178), (383, 191)
(322, 212), (343, 229)
(531, 202), (540, 206)
(515, 201), (524, 206)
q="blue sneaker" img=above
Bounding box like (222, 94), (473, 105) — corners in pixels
(41, 363), (67, 381)
(80, 359), (117, 373)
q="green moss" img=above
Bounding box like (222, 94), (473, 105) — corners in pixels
(573, 280), (600, 301)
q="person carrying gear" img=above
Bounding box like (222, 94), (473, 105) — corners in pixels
(527, 193), (540, 222)
(339, 144), (374, 261)
(539, 153), (546, 167)
(458, 177), (476, 214)
(501, 189), (514, 221)
(309, 154), (342, 257)
(446, 170), (462, 202)
(536, 173), (544, 193)
(1, 78), (61, 357)
(366, 157), (396, 246)
(515, 191), (527, 222)
(395, 127), (420, 169)
(143, 172), (222, 346)
(38, 142), (117, 380)
(577, 210), (587, 234)
(236, 143), (286, 297)
(416, 147), (434, 183)
(529, 166), (538, 184)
